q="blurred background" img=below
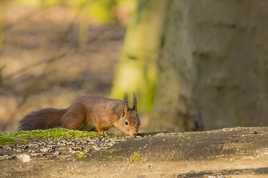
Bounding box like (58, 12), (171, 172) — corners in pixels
(1, 0), (268, 132)
(0, 0), (135, 131)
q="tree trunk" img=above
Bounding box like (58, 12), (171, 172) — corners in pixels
(150, 0), (268, 131)
(110, 0), (168, 113)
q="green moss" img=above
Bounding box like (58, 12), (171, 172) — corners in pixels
(76, 152), (87, 158)
(106, 155), (113, 160)
(110, 61), (157, 114)
(0, 135), (28, 146)
(0, 128), (125, 146)
(12, 128), (101, 139)
(180, 135), (191, 140)
(129, 152), (141, 162)
(106, 133), (125, 139)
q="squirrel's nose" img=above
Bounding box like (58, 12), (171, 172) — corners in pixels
(130, 131), (138, 137)
(128, 131), (136, 137)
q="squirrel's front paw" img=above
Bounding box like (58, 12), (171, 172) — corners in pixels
(97, 128), (108, 135)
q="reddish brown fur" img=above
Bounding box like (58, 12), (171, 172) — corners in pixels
(19, 95), (140, 136)
(19, 108), (67, 130)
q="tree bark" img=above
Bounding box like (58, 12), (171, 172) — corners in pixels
(150, 0), (268, 131)
(110, 0), (169, 113)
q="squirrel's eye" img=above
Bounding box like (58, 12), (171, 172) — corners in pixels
(124, 120), (129, 126)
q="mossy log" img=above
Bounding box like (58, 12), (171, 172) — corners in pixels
(1, 127), (268, 161)
(1, 127), (268, 177)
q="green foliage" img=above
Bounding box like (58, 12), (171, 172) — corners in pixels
(41, 0), (66, 7)
(70, 0), (88, 9)
(129, 152), (140, 162)
(15, 0), (40, 6)
(14, 0), (134, 23)
(87, 0), (116, 23)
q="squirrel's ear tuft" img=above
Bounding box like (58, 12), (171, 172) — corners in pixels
(124, 102), (129, 113)
(133, 93), (137, 111)
(121, 103), (128, 117)
(114, 103), (128, 118)
(124, 93), (128, 104)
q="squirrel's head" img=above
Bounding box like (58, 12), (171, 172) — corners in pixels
(114, 93), (140, 137)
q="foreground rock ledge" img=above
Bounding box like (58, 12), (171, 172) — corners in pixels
(94, 127), (268, 161)
(1, 127), (268, 177)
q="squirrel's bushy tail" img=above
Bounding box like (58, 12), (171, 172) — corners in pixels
(19, 108), (67, 130)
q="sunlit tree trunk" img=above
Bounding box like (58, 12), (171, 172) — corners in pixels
(150, 0), (268, 131)
(111, 0), (169, 113)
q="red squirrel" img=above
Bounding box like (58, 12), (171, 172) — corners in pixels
(19, 94), (140, 136)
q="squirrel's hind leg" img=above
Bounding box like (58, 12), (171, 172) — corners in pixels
(61, 103), (87, 130)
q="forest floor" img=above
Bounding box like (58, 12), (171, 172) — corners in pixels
(0, 4), (126, 131)
(1, 127), (268, 178)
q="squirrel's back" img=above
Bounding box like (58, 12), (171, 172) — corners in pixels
(19, 108), (67, 130)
